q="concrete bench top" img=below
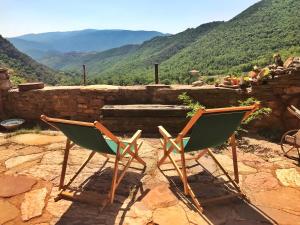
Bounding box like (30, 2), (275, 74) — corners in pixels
(101, 104), (189, 111)
(100, 104), (189, 118)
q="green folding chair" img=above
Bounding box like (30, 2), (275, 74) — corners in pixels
(41, 115), (146, 205)
(157, 104), (259, 212)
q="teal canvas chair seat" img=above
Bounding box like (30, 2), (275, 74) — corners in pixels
(158, 104), (259, 212)
(41, 115), (146, 205)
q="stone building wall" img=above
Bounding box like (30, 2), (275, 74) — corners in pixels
(1, 70), (300, 132)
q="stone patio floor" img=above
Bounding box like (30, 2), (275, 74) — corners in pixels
(0, 131), (299, 225)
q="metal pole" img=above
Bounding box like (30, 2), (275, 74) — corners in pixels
(154, 63), (159, 84)
(82, 64), (86, 86)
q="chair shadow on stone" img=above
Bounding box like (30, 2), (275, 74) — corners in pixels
(54, 160), (146, 225)
(159, 157), (278, 225)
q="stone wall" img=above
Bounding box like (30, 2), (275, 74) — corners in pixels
(0, 68), (11, 118)
(1, 70), (300, 133)
(249, 70), (300, 131)
(2, 85), (241, 121)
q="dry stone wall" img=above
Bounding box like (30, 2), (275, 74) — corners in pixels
(2, 85), (241, 121)
(1, 70), (300, 133)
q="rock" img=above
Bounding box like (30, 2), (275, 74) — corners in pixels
(252, 188), (300, 224)
(184, 209), (209, 225)
(20, 164), (61, 181)
(0, 149), (16, 161)
(18, 146), (45, 155)
(46, 197), (72, 218)
(21, 187), (48, 221)
(152, 205), (189, 225)
(9, 134), (66, 146)
(5, 153), (43, 169)
(273, 159), (295, 169)
(141, 183), (178, 210)
(275, 168), (300, 187)
(0, 79), (12, 91)
(285, 86), (300, 95)
(192, 80), (204, 87)
(0, 175), (36, 197)
(284, 57), (294, 68)
(123, 202), (152, 225)
(45, 142), (65, 151)
(0, 199), (19, 224)
(214, 154), (257, 174)
(243, 172), (279, 192)
(41, 151), (64, 165)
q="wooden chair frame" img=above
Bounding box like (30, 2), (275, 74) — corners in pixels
(41, 115), (146, 205)
(157, 104), (259, 212)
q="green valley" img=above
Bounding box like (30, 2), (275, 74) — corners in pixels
(3, 0), (300, 86)
(0, 35), (79, 85)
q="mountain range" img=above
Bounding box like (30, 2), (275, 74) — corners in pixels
(2, 0), (300, 85)
(8, 30), (166, 60)
(0, 35), (78, 85)
(40, 0), (300, 85)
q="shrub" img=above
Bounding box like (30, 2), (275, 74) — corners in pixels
(238, 97), (272, 125)
(178, 93), (272, 128)
(178, 92), (205, 117)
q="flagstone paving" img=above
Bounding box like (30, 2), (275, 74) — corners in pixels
(0, 131), (299, 225)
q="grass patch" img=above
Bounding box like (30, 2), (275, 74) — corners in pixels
(4, 125), (42, 138)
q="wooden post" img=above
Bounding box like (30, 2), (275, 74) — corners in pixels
(82, 64), (86, 86)
(154, 63), (159, 84)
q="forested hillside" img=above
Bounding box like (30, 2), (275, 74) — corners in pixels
(0, 35), (78, 85)
(6, 0), (300, 86)
(38, 0), (300, 85)
(42, 22), (223, 84)
(158, 0), (300, 82)
(98, 0), (300, 84)
(40, 44), (139, 74)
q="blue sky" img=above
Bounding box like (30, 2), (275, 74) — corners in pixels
(1, 0), (260, 37)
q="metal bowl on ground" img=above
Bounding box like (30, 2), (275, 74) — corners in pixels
(0, 119), (25, 131)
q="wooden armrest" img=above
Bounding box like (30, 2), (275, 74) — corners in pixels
(128, 130), (142, 144)
(169, 139), (182, 152)
(94, 121), (121, 145)
(158, 126), (172, 139)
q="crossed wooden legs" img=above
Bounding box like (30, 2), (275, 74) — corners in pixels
(158, 130), (244, 212)
(57, 133), (145, 205)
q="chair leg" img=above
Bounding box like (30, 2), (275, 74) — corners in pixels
(195, 149), (209, 161)
(62, 151), (96, 190)
(59, 139), (71, 190)
(168, 154), (203, 212)
(109, 147), (120, 204)
(186, 185), (203, 212)
(230, 134), (239, 183)
(180, 139), (188, 195)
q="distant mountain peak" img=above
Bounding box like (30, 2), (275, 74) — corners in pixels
(8, 29), (167, 59)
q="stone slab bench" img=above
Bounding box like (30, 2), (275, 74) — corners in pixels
(100, 104), (189, 134)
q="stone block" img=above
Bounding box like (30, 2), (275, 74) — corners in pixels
(284, 86), (300, 95)
(78, 104), (88, 109)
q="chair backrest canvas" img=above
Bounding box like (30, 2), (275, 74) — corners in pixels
(41, 116), (118, 155)
(184, 110), (249, 152)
